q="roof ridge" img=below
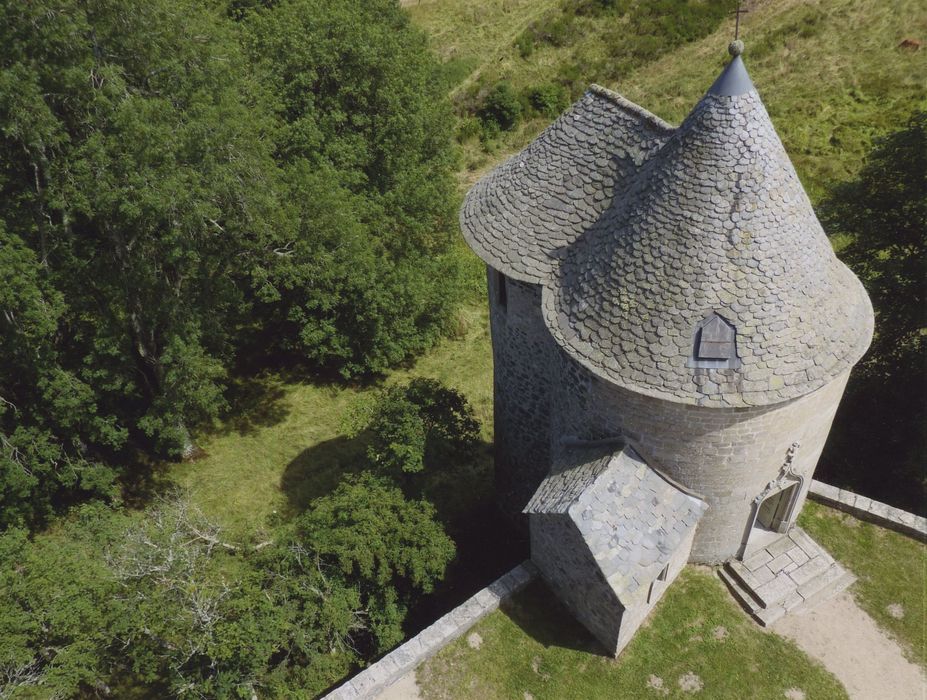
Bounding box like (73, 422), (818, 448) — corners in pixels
(587, 84), (675, 134)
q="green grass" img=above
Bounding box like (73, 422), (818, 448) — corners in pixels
(171, 302), (494, 537)
(409, 0), (926, 202)
(405, 0), (560, 89)
(799, 500), (927, 667)
(417, 567), (848, 699)
(617, 0), (927, 203)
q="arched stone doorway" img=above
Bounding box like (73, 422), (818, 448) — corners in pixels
(756, 482), (799, 533)
(740, 443), (804, 558)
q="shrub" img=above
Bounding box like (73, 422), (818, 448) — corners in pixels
(527, 83), (571, 118)
(457, 116), (483, 142)
(479, 81), (522, 131)
(532, 15), (579, 48)
(354, 378), (481, 480)
(515, 31), (534, 58)
(573, 0), (628, 17)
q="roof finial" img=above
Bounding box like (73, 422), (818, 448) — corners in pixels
(730, 1), (748, 44)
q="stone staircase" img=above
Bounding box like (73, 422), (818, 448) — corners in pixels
(719, 527), (855, 626)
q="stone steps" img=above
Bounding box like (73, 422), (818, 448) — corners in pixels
(720, 528), (856, 627)
(718, 566), (765, 615)
(721, 561), (767, 609)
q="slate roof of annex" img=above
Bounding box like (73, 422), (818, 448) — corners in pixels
(460, 86), (674, 284)
(526, 445), (707, 598)
(523, 442), (618, 515)
(463, 54), (874, 408)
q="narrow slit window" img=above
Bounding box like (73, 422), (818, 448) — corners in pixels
(496, 270), (507, 310)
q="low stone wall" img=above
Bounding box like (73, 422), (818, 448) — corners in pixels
(323, 561), (538, 700)
(808, 480), (927, 542)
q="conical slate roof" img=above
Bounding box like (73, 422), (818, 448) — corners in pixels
(460, 86), (674, 283)
(541, 56), (873, 407)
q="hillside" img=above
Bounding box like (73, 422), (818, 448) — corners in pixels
(2, 3), (921, 698)
(408, 0), (926, 202)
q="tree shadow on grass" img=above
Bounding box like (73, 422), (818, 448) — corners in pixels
(213, 373), (291, 437)
(404, 496), (528, 635)
(279, 432), (371, 515)
(500, 578), (608, 656)
(119, 451), (178, 510)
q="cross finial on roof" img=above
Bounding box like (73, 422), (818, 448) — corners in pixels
(731, 1), (749, 42)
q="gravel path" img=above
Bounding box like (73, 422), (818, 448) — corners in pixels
(375, 672), (422, 700)
(772, 591), (926, 700)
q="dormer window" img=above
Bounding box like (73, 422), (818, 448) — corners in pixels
(697, 314), (735, 360)
(687, 312), (740, 369)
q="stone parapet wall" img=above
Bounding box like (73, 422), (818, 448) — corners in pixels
(808, 481), (927, 542)
(322, 562), (538, 700)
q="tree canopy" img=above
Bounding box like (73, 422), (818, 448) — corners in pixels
(819, 112), (926, 512)
(0, 487), (454, 697)
(0, 0), (460, 529)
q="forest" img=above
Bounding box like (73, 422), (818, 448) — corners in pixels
(0, 0), (923, 697)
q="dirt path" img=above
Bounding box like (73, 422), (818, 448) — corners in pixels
(772, 591), (926, 700)
(375, 672), (422, 700)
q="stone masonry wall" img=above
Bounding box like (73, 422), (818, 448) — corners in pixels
(551, 346), (851, 563)
(323, 563), (537, 700)
(488, 268), (557, 514)
(530, 514), (625, 653)
(808, 480), (927, 542)
(530, 512), (695, 656)
(613, 527), (695, 655)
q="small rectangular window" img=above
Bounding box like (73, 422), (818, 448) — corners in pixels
(496, 270), (507, 310)
(648, 564), (670, 604)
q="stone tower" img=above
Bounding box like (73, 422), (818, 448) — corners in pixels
(461, 46), (873, 653)
(461, 42), (873, 654)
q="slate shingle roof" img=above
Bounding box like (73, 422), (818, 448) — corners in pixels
(460, 86), (674, 284)
(543, 58), (873, 407)
(462, 54), (874, 407)
(523, 443), (617, 515)
(527, 445), (707, 598)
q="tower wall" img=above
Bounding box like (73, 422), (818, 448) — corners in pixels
(551, 349), (851, 563)
(487, 267), (556, 514)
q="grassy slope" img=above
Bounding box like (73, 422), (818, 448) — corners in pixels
(409, 0), (926, 201)
(617, 0), (927, 203)
(171, 304), (494, 537)
(799, 501), (927, 666)
(417, 567), (848, 700)
(402, 0), (560, 73)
